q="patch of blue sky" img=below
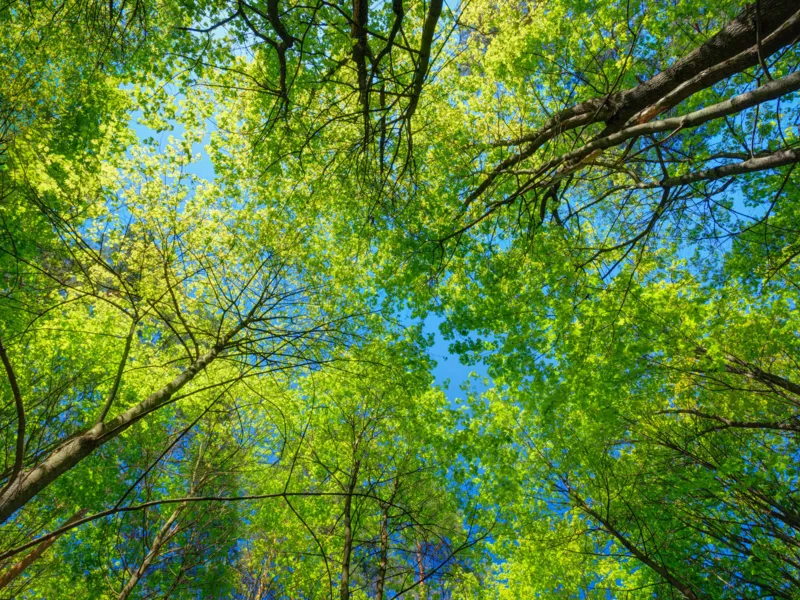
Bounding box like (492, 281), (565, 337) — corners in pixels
(423, 313), (489, 400)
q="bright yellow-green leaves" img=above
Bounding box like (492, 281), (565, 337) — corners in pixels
(2, 0), (800, 598)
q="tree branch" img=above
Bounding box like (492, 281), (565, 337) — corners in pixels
(0, 338), (25, 484)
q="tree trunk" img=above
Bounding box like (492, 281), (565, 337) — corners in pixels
(416, 540), (425, 600)
(0, 508), (87, 590)
(0, 339), (228, 524)
(340, 459), (361, 600)
(574, 494), (699, 600)
(605, 0), (800, 129)
(253, 545), (276, 599)
(117, 503), (186, 600)
(468, 0), (800, 204)
(375, 504), (390, 600)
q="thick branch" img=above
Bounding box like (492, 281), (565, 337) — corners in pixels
(339, 459), (361, 600)
(404, 0), (443, 121)
(574, 495), (699, 599)
(0, 509), (87, 590)
(373, 0), (405, 69)
(470, 1), (800, 204)
(0, 314), (252, 524)
(96, 320), (137, 424)
(351, 0), (371, 143)
(622, 8), (800, 128)
(725, 355), (800, 399)
(0, 338), (25, 483)
(605, 0), (799, 130)
(655, 408), (800, 432)
(118, 503), (186, 600)
(541, 70), (800, 187)
(633, 148), (800, 189)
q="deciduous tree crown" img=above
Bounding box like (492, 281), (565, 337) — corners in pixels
(0, 0), (798, 598)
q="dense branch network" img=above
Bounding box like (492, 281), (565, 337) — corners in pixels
(452, 0), (800, 264)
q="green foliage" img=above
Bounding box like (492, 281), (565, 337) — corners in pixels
(1, 0), (799, 598)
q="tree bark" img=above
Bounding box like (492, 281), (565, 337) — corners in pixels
(118, 503), (186, 600)
(375, 503), (390, 600)
(469, 0), (800, 204)
(0, 508), (87, 590)
(574, 494), (699, 600)
(0, 314), (249, 524)
(416, 540), (425, 600)
(605, 0), (800, 130)
(0, 337), (26, 485)
(339, 459), (361, 600)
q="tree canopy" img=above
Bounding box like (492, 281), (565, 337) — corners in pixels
(0, 0), (799, 598)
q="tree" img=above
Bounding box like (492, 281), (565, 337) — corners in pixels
(2, 0), (800, 598)
(0, 135), (356, 522)
(225, 340), (487, 599)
